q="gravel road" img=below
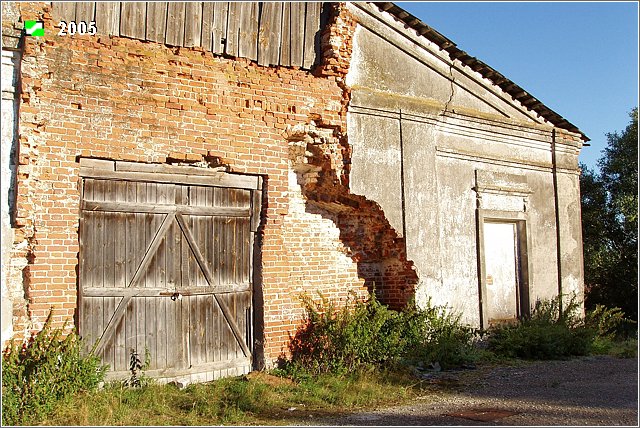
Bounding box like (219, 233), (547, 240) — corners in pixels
(314, 355), (638, 426)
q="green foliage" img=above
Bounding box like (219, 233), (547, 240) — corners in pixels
(1, 311), (107, 426)
(124, 347), (153, 388)
(581, 107), (638, 320)
(585, 304), (636, 340)
(42, 368), (420, 426)
(401, 302), (478, 370)
(486, 296), (595, 360)
(284, 292), (477, 376)
(285, 292), (404, 375)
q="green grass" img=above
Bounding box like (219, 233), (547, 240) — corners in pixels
(24, 336), (638, 426)
(12, 298), (637, 426)
(38, 368), (425, 426)
(590, 337), (638, 358)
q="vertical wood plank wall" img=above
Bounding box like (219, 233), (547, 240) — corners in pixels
(79, 174), (257, 381)
(52, 2), (324, 69)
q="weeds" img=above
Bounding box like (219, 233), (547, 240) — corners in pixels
(124, 347), (152, 388)
(1, 310), (107, 426)
(283, 292), (478, 375)
(486, 295), (595, 360)
(6, 294), (635, 426)
(41, 368), (421, 426)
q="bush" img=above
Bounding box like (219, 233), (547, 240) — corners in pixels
(401, 302), (479, 369)
(284, 292), (477, 376)
(486, 296), (595, 360)
(286, 292), (404, 375)
(585, 304), (636, 340)
(2, 311), (107, 426)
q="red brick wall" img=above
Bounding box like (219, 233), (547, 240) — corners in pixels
(11, 3), (411, 363)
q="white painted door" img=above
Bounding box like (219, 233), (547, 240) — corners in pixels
(483, 222), (519, 323)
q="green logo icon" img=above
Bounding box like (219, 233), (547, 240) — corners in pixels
(25, 20), (44, 37)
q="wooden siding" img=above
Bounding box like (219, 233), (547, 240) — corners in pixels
(78, 164), (261, 380)
(52, 2), (324, 69)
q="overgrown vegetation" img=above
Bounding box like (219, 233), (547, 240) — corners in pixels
(39, 369), (422, 426)
(3, 295), (635, 426)
(1, 311), (107, 426)
(282, 292), (478, 376)
(585, 304), (637, 357)
(486, 296), (595, 360)
(487, 296), (637, 360)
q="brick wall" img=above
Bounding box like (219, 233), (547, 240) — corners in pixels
(9, 2), (413, 363)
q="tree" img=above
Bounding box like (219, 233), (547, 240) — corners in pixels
(580, 107), (638, 320)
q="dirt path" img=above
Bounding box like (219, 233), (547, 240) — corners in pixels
(312, 355), (638, 426)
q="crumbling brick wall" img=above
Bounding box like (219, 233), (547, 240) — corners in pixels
(9, 2), (416, 363)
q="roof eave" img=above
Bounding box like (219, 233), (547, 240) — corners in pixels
(372, 2), (590, 142)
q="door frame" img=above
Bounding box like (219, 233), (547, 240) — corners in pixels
(476, 209), (532, 329)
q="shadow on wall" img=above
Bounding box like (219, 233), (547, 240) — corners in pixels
(288, 124), (417, 310)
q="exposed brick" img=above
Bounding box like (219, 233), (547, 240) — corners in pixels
(7, 2), (411, 365)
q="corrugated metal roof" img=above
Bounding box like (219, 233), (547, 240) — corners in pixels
(373, 2), (589, 141)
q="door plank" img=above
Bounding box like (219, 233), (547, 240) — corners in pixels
(146, 2), (168, 42)
(125, 182), (137, 288)
(258, 2), (282, 66)
(184, 1), (203, 47)
(176, 213), (251, 357)
(103, 181), (116, 288)
(93, 180), (106, 288)
(180, 186), (191, 290)
(112, 296), (127, 372)
(81, 283), (250, 297)
(166, 2), (186, 46)
(205, 293), (214, 363)
(113, 182), (127, 288)
(180, 296), (191, 369)
(212, 2), (229, 54)
(82, 200), (251, 218)
(144, 295), (156, 369)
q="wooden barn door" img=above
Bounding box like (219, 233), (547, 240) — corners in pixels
(78, 160), (262, 381)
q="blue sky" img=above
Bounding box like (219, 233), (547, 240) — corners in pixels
(395, 1), (639, 171)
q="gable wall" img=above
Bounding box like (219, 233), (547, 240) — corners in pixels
(346, 3), (584, 325)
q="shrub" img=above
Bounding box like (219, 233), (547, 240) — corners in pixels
(284, 292), (478, 375)
(401, 302), (479, 370)
(585, 304), (636, 340)
(286, 292), (405, 375)
(2, 311), (107, 426)
(486, 295), (595, 360)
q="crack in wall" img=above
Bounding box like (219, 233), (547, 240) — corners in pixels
(441, 62), (455, 116)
